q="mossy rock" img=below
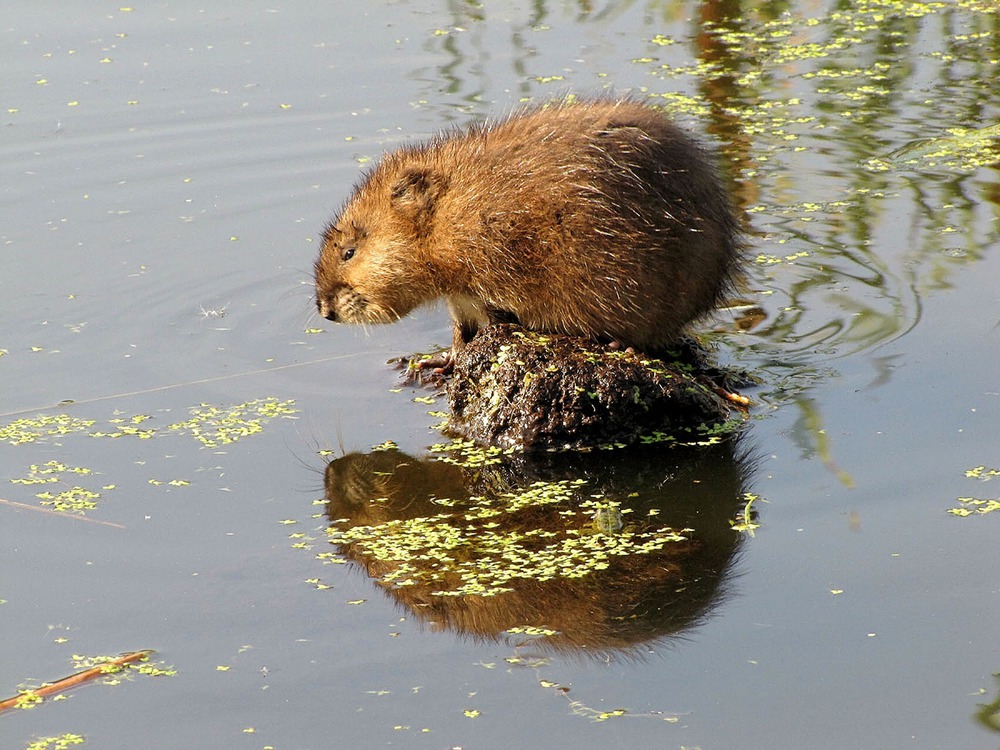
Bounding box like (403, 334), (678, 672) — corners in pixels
(447, 324), (740, 451)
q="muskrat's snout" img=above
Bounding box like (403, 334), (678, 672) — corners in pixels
(316, 285), (377, 324)
(316, 292), (338, 321)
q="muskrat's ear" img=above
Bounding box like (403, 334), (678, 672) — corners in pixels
(390, 168), (447, 218)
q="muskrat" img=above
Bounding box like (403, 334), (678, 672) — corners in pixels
(314, 98), (743, 361)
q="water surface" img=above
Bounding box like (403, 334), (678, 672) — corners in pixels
(3, 2), (1000, 749)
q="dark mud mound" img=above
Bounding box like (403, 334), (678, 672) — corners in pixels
(447, 324), (744, 451)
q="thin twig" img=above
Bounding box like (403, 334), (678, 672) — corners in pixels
(0, 498), (125, 529)
(0, 650), (154, 714)
(0, 351), (375, 419)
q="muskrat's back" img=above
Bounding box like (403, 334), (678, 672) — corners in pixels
(315, 98), (743, 352)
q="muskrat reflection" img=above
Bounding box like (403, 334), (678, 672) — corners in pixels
(323, 440), (753, 657)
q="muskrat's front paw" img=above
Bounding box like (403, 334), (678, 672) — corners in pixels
(389, 348), (455, 386)
(413, 349), (455, 374)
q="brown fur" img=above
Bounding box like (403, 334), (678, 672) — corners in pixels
(314, 98), (743, 352)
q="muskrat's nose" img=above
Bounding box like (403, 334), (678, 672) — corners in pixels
(317, 297), (338, 321)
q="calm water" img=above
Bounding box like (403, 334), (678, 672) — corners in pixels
(3, 2), (999, 749)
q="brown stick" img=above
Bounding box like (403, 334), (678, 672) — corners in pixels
(0, 650), (154, 714)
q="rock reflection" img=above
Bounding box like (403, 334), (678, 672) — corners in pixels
(322, 438), (755, 658)
(976, 673), (1000, 733)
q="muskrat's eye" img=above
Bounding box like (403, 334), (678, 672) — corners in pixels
(341, 246), (356, 262)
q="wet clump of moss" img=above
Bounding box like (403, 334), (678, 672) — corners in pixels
(446, 324), (745, 451)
